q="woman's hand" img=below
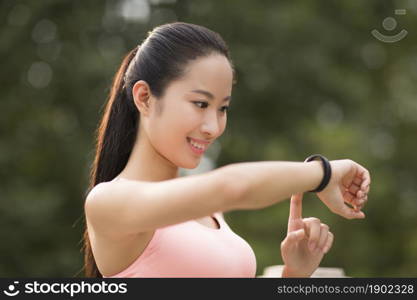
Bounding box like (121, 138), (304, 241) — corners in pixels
(281, 193), (334, 277)
(316, 159), (370, 219)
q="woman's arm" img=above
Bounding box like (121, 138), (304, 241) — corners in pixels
(221, 160), (323, 210)
(85, 159), (369, 237)
(227, 159), (369, 218)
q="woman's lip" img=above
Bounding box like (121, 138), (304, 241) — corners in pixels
(187, 137), (205, 155)
(187, 137), (211, 145)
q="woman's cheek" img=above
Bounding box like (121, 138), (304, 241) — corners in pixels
(218, 116), (227, 136)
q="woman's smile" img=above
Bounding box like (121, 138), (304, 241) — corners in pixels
(187, 137), (210, 155)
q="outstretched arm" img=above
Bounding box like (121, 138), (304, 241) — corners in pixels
(227, 159), (369, 219)
(85, 159), (370, 238)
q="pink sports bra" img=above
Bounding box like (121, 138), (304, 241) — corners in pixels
(103, 212), (257, 277)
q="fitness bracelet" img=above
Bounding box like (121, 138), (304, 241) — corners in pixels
(304, 154), (332, 193)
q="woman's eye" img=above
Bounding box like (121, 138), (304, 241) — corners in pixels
(193, 101), (208, 108)
(220, 106), (229, 113)
(192, 101), (229, 113)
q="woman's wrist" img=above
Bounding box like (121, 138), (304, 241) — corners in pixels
(303, 160), (324, 193)
(304, 154), (332, 193)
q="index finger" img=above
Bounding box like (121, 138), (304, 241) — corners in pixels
(289, 193), (303, 221)
(356, 163), (371, 189)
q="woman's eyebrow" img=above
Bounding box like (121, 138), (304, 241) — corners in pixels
(191, 89), (231, 102)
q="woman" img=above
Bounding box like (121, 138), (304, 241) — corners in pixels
(82, 22), (370, 278)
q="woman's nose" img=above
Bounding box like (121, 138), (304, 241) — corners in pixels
(201, 111), (221, 138)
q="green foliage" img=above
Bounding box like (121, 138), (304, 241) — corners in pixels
(1, 0), (416, 277)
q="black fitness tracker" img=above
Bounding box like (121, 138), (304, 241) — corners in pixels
(304, 154), (332, 193)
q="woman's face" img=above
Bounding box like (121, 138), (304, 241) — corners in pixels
(146, 54), (233, 169)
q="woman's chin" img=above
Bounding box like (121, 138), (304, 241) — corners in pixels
(182, 163), (199, 170)
(179, 159), (200, 169)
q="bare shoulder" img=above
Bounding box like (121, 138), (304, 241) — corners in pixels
(84, 181), (113, 215)
(84, 171), (236, 236)
(85, 178), (150, 215)
(84, 179), (147, 235)
(86, 178), (145, 202)
(85, 181), (155, 276)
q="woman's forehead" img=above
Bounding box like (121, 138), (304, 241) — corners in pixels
(175, 55), (234, 96)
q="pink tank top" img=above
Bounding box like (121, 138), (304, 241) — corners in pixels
(103, 212), (257, 277)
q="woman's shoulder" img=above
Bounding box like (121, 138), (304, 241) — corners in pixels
(86, 177), (144, 202)
(85, 181), (110, 205)
(84, 179), (127, 221)
(84, 178), (144, 237)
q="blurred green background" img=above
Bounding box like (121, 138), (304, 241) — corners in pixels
(1, 0), (417, 277)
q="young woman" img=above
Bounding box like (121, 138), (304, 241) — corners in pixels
(82, 22), (370, 278)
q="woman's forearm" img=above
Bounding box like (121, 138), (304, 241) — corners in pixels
(220, 161), (323, 210)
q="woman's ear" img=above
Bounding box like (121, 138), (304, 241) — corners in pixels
(132, 80), (152, 115)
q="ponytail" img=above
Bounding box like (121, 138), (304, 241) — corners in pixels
(81, 47), (138, 278)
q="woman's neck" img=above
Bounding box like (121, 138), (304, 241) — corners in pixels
(117, 133), (179, 182)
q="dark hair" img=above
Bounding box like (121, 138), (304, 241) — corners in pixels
(81, 22), (233, 277)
